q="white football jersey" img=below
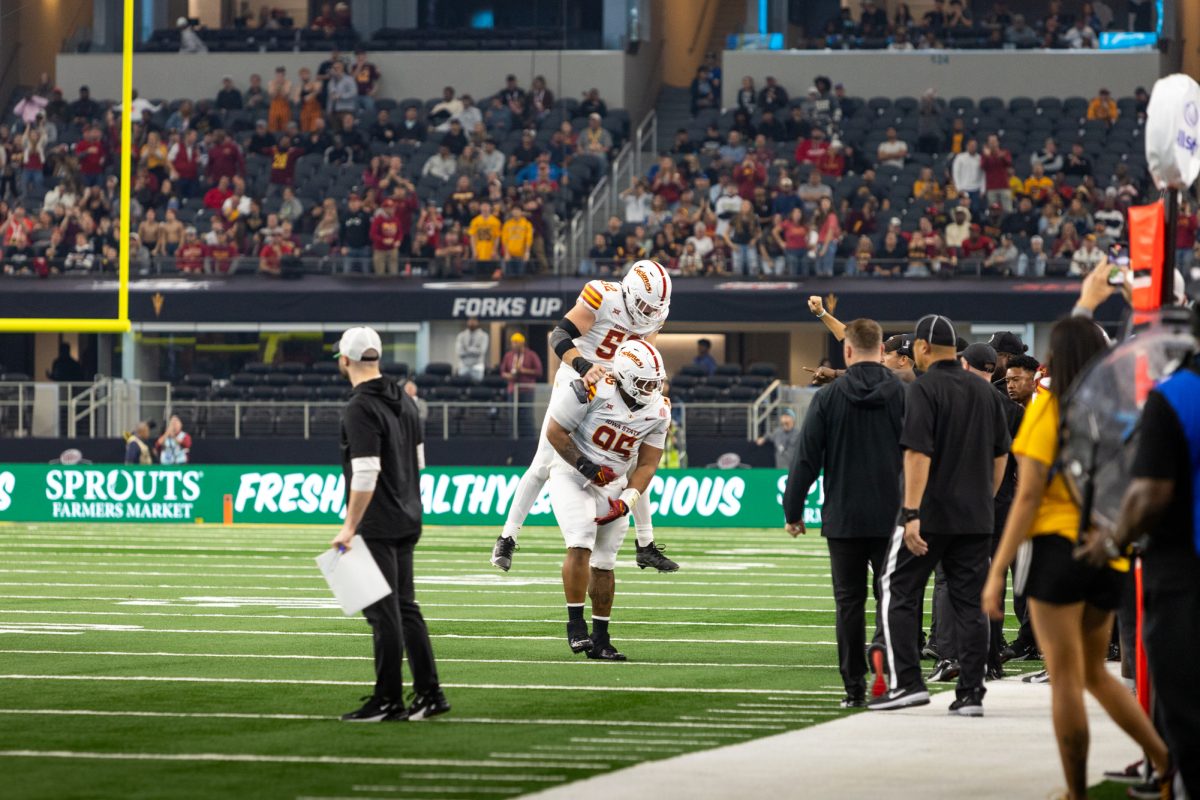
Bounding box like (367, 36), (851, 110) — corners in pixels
(573, 280), (663, 364)
(548, 374), (670, 478)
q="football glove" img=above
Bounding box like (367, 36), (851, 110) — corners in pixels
(594, 497), (629, 526)
(576, 457), (617, 487)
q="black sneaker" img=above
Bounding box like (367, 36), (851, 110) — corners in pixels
(839, 689), (866, 708)
(1001, 643), (1035, 663)
(867, 685), (930, 711)
(635, 541), (679, 572)
(948, 689), (985, 717)
(1126, 769), (1175, 800)
(341, 695), (398, 722)
(986, 664), (1005, 681)
(1022, 669), (1050, 684)
(567, 619), (593, 654)
(928, 659), (960, 682)
(1108, 641), (1121, 662)
(921, 640), (940, 661)
(406, 689), (451, 721)
(490, 536), (517, 572)
(586, 638), (627, 661)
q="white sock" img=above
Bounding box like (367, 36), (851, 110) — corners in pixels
(502, 463), (550, 542)
(632, 499), (654, 547)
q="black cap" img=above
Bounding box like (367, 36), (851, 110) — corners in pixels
(883, 334), (912, 358)
(961, 343), (998, 372)
(913, 314), (958, 348)
(955, 336), (969, 354)
(987, 331), (1027, 356)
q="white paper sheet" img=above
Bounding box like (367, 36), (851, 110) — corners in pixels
(315, 535), (392, 615)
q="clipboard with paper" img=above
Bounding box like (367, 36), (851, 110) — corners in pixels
(315, 535), (392, 615)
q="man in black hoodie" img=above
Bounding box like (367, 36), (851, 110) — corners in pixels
(784, 318), (906, 708)
(331, 326), (448, 723)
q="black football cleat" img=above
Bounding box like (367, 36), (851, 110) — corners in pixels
(567, 619), (593, 654)
(636, 541), (679, 572)
(490, 536), (517, 572)
(341, 695), (400, 722)
(406, 689), (451, 721)
(586, 639), (628, 661)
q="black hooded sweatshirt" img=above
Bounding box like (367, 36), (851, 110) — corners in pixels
(784, 361), (906, 538)
(340, 375), (424, 541)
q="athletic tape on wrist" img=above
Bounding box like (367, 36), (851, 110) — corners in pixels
(619, 488), (640, 509)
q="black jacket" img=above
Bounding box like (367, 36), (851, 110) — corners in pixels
(784, 362), (906, 537)
(340, 376), (424, 541)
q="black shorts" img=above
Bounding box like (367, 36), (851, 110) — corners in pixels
(1024, 535), (1124, 611)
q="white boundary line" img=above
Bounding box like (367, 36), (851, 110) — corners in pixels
(351, 785), (519, 795)
(0, 749), (607, 770)
(0, 675), (845, 695)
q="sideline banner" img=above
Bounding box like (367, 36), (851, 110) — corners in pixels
(0, 465), (823, 528)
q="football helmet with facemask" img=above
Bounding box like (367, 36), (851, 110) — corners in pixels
(621, 259), (672, 330)
(610, 339), (666, 407)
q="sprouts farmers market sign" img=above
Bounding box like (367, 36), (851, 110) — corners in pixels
(0, 466), (823, 528)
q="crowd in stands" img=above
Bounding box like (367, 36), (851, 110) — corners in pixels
(813, 0), (1155, 50)
(630, 72), (1197, 280)
(0, 53), (629, 278)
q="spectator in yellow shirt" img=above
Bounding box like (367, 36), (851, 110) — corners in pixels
(1007, 167), (1025, 198)
(500, 206), (533, 276)
(467, 201), (502, 278)
(1086, 89), (1119, 124)
(1023, 162), (1054, 204)
(911, 166), (944, 202)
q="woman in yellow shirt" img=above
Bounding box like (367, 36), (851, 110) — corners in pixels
(984, 316), (1168, 800)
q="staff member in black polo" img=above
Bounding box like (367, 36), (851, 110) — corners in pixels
(869, 315), (1011, 716)
(332, 326), (449, 723)
(784, 318), (905, 708)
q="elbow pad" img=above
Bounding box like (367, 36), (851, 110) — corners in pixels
(550, 318), (582, 360)
(350, 456), (380, 492)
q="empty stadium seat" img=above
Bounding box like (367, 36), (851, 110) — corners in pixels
(240, 407), (275, 436)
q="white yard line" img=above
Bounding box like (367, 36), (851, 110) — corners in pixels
(0, 649), (834, 670)
(351, 776), (566, 785)
(0, 709), (774, 732)
(0, 583), (839, 597)
(0, 568), (836, 580)
(0, 594), (861, 607)
(569, 738), (719, 747)
(0, 627), (841, 645)
(0, 749), (608, 770)
(0, 675), (845, 695)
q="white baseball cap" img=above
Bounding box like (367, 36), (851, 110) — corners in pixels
(335, 326), (382, 362)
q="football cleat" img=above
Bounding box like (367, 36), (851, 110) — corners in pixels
(341, 695), (402, 723)
(406, 689), (451, 721)
(586, 639), (628, 661)
(635, 541), (679, 572)
(490, 536), (517, 572)
(867, 686), (930, 711)
(567, 619), (593, 654)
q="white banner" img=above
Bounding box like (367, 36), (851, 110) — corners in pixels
(1145, 74), (1200, 189)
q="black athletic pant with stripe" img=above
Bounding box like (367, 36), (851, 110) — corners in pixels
(363, 537), (440, 702)
(1143, 574), (1200, 797)
(826, 537), (888, 693)
(882, 531), (991, 696)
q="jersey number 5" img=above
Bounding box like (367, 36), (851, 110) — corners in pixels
(592, 425), (637, 459)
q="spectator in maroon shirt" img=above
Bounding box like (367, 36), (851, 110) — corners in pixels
(960, 223), (996, 262)
(734, 157), (765, 200)
(74, 126), (108, 187)
(205, 130), (245, 183)
(981, 134), (1014, 212)
(268, 135), (305, 186)
(168, 129), (204, 198)
(203, 176), (232, 210)
(390, 185), (419, 252)
(794, 127), (829, 167)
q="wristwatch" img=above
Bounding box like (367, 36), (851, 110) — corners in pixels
(901, 507), (920, 523)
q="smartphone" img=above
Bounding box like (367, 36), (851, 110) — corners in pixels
(1107, 266), (1125, 286)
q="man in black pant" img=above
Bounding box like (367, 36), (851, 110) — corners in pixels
(869, 315), (1011, 716)
(331, 326), (449, 723)
(784, 318), (905, 708)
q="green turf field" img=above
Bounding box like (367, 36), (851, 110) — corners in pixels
(0, 522), (1043, 800)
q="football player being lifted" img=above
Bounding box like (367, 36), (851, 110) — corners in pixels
(544, 339), (672, 660)
(490, 260), (678, 574)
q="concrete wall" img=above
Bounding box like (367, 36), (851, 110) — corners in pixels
(56, 50), (635, 108)
(722, 50), (1165, 105)
(18, 0), (93, 86)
